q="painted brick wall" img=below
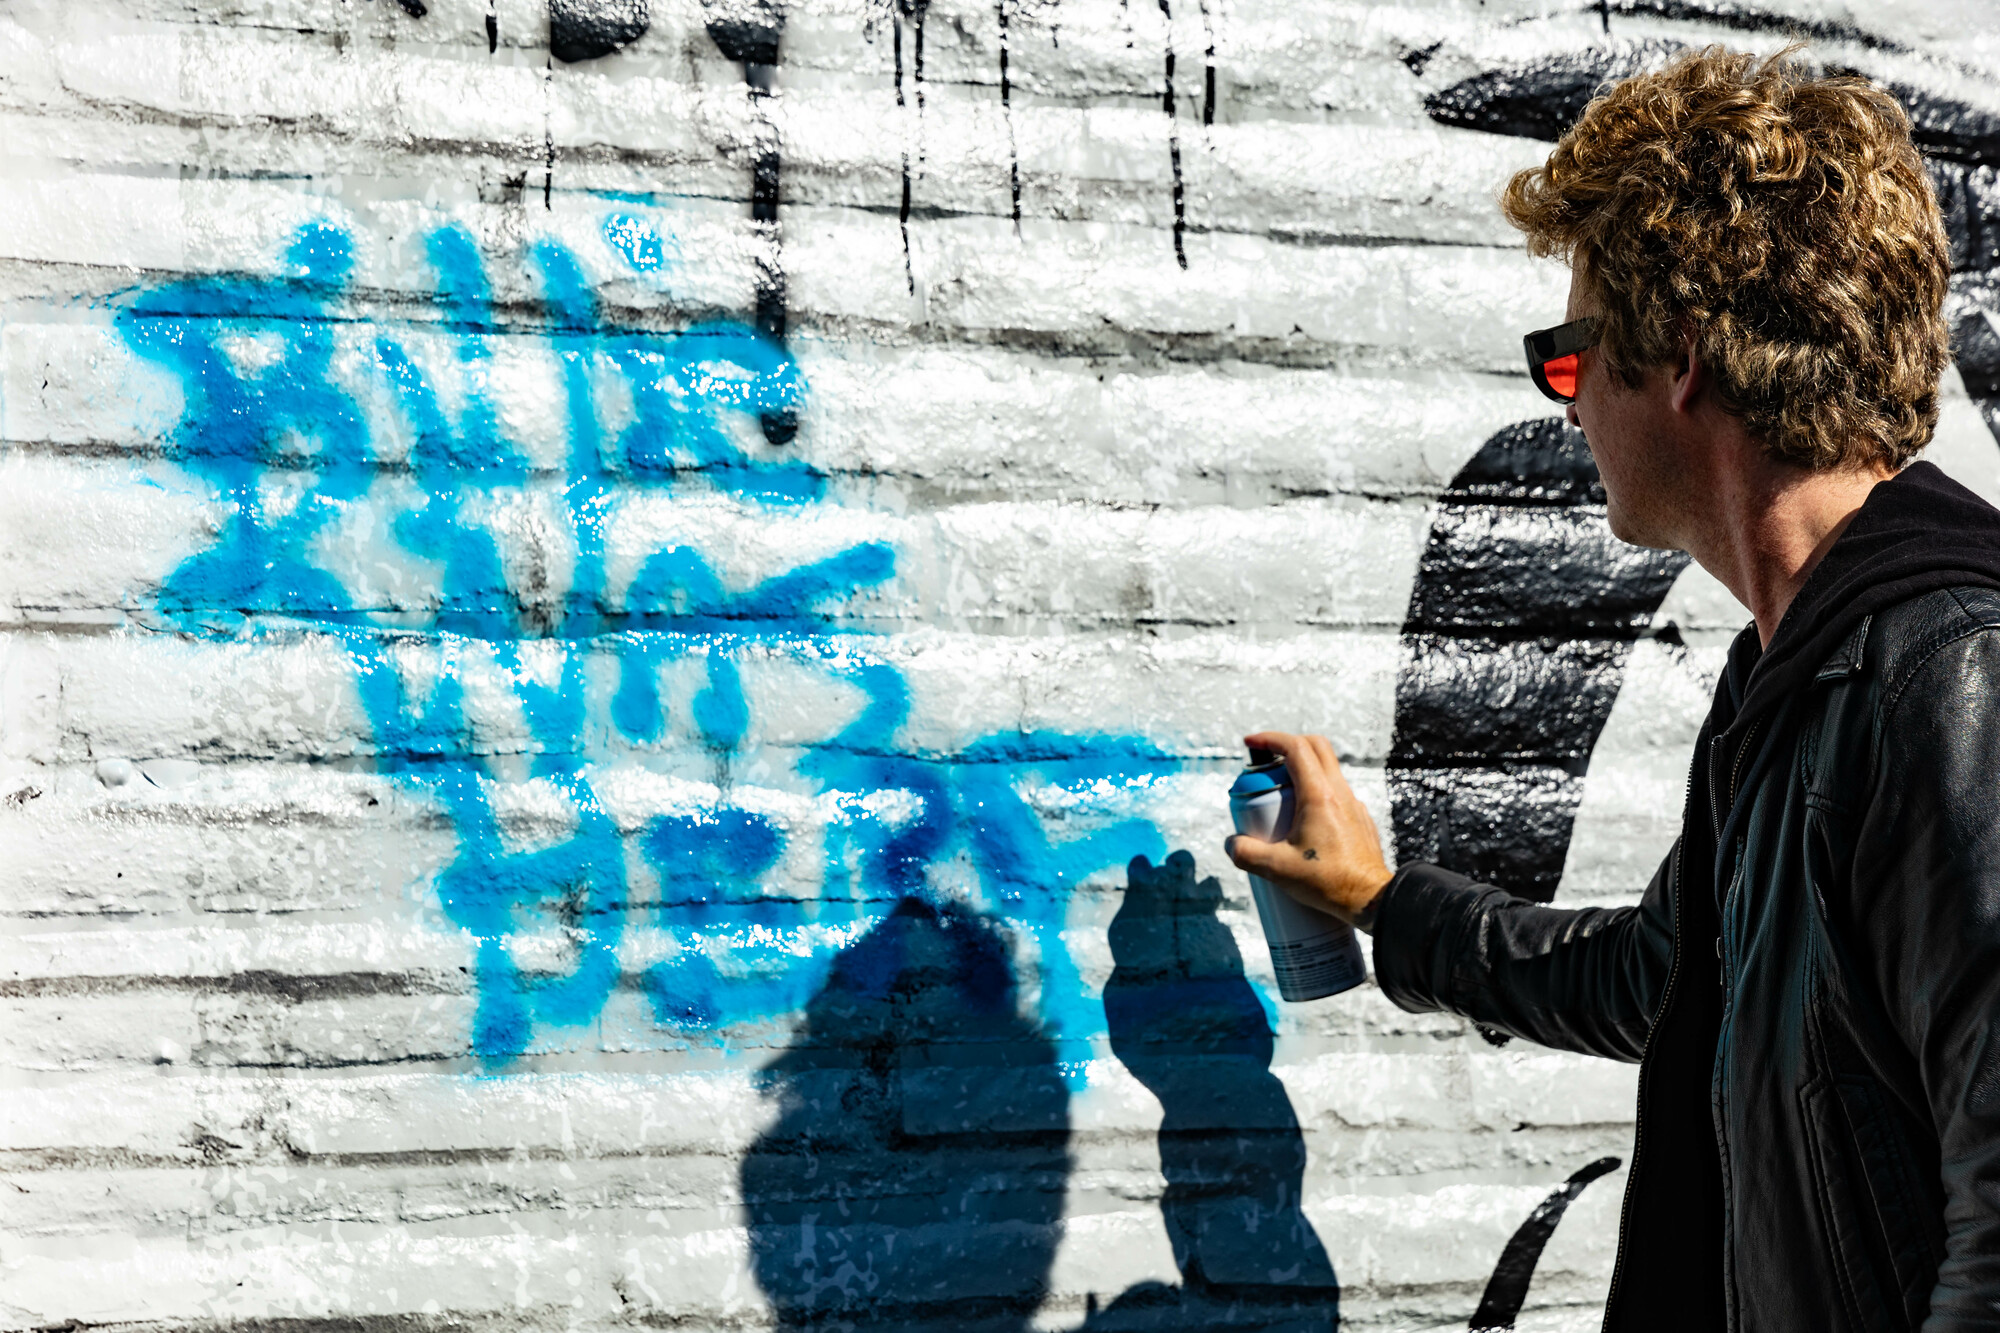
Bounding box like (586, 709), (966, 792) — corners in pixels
(3, 1), (1999, 1329)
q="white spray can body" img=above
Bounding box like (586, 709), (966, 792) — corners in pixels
(1228, 750), (1368, 1002)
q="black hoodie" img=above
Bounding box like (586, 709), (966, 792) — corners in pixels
(1719, 460), (2000, 738)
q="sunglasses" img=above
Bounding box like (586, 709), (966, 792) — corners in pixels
(1523, 316), (1602, 404)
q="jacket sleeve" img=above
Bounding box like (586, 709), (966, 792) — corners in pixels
(1369, 852), (1677, 1063)
(1851, 623), (2000, 1320)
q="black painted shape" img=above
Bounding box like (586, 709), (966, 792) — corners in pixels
(1959, 310), (2000, 443)
(705, 0), (784, 65)
(1391, 421), (1687, 903)
(1468, 1156), (1623, 1330)
(486, 10), (499, 52)
(393, 0), (427, 17)
(1424, 42), (1684, 143)
(1933, 164), (2000, 279)
(1896, 86), (2000, 169)
(742, 897), (1070, 1329)
(548, 0), (649, 62)
(1082, 852), (1337, 1330)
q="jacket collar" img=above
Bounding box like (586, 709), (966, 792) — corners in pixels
(1813, 616), (1872, 683)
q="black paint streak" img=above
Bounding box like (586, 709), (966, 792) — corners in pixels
(1469, 1156), (1623, 1330)
(543, 57), (555, 209)
(486, 7), (499, 53)
(998, 0), (1023, 233)
(1390, 421), (1686, 904)
(1196, 0), (1216, 127)
(393, 0), (428, 17)
(912, 4), (928, 134)
(1607, 1), (1910, 56)
(1156, 0), (1188, 269)
(704, 0), (794, 442)
(548, 0), (650, 63)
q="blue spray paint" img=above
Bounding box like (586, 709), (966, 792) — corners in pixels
(118, 212), (1189, 1068)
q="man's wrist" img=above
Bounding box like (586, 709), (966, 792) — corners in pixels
(1343, 867), (1394, 932)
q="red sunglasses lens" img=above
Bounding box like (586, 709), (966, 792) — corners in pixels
(1541, 353), (1579, 401)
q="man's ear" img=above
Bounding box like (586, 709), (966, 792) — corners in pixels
(1669, 337), (1705, 415)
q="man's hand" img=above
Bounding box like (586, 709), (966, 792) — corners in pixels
(1223, 731), (1394, 929)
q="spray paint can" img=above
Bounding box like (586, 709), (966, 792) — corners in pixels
(1228, 746), (1369, 1002)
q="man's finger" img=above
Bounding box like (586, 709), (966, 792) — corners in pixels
(1244, 729), (1334, 806)
(1308, 733), (1351, 795)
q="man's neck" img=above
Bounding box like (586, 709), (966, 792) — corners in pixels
(1686, 457), (1889, 648)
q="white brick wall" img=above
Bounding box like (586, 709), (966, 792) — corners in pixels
(3, 2), (1998, 1329)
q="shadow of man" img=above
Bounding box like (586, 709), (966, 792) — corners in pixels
(1087, 851), (1340, 1331)
(741, 896), (1071, 1332)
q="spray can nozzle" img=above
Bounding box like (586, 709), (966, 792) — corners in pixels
(1245, 744), (1281, 770)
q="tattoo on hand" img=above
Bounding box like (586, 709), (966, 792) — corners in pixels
(1304, 848), (1318, 861)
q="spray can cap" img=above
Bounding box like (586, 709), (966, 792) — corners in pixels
(1245, 744), (1281, 769)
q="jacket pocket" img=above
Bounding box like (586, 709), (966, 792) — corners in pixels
(1833, 1075), (1942, 1329)
(1799, 1077), (1919, 1333)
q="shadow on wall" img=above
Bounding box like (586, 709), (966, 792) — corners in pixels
(1088, 851), (1339, 1331)
(741, 896), (1073, 1331)
(742, 854), (1339, 1333)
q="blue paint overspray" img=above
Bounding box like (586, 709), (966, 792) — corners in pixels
(118, 213), (1187, 1071)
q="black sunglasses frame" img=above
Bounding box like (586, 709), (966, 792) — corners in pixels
(1522, 316), (1602, 404)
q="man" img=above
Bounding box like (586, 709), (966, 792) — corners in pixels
(1226, 47), (2000, 1329)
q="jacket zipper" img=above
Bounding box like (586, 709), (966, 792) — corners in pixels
(1720, 718), (1766, 836)
(1603, 714), (1764, 1330)
(1600, 744), (1700, 1331)
(1700, 716), (1764, 1333)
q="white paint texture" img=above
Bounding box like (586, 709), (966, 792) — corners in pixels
(2, 2), (1997, 1330)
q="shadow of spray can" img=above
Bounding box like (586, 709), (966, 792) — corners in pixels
(1228, 746), (1368, 1002)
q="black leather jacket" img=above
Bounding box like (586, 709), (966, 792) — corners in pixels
(1374, 580), (2000, 1331)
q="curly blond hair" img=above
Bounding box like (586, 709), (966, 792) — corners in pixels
(1501, 45), (1951, 472)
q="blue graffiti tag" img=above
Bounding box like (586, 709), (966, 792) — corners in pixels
(117, 213), (1185, 1066)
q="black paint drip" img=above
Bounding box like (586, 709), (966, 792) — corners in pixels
(1389, 421), (1686, 904)
(543, 56), (555, 209)
(894, 0), (932, 294)
(548, 0), (650, 63)
(486, 3), (499, 53)
(704, 0), (795, 443)
(393, 0), (428, 16)
(998, 0), (1023, 233)
(1469, 1156), (1622, 1330)
(1196, 0), (1216, 127)
(1156, 0), (1187, 269)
